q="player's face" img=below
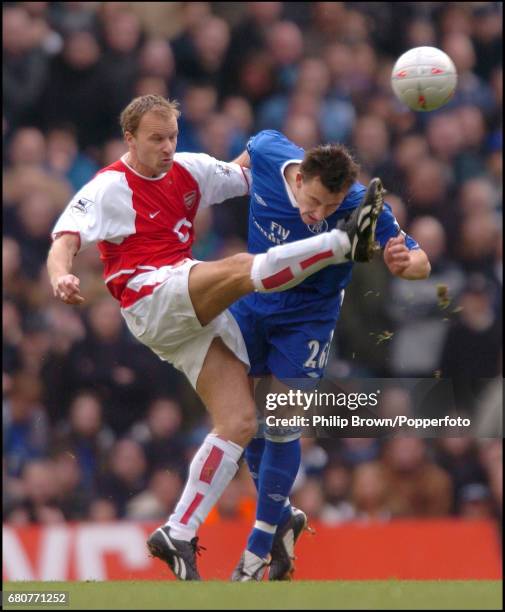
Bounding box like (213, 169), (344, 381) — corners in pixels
(295, 175), (347, 224)
(126, 111), (179, 176)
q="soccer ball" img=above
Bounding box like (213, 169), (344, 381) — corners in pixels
(391, 46), (457, 112)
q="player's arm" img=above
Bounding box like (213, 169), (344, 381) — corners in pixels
(47, 233), (85, 304)
(174, 152), (251, 206)
(384, 234), (431, 280)
(231, 150), (251, 168)
(373, 199), (430, 280)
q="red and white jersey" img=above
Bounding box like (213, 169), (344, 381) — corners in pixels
(52, 153), (250, 306)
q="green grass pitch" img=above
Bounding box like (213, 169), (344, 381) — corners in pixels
(2, 581), (502, 610)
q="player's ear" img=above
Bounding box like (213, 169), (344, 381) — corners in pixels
(124, 131), (135, 148)
(295, 172), (304, 188)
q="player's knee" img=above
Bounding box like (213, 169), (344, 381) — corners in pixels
(228, 252), (254, 279)
(226, 412), (258, 446)
(242, 412), (258, 440)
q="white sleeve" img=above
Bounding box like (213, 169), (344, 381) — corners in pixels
(174, 152), (251, 208)
(51, 171), (135, 252)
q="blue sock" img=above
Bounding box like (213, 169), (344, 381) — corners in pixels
(247, 438), (301, 559)
(278, 500), (293, 529)
(245, 437), (265, 492)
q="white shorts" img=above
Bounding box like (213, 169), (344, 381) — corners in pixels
(120, 260), (250, 388)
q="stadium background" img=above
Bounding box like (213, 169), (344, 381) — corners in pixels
(2, 1), (502, 581)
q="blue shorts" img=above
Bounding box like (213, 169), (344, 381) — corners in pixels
(229, 290), (343, 382)
(230, 291), (343, 439)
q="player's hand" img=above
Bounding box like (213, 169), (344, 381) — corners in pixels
(53, 274), (85, 305)
(384, 234), (411, 275)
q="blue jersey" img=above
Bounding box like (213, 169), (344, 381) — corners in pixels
(230, 130), (419, 380)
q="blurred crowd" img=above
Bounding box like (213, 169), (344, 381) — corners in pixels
(2, 2), (502, 528)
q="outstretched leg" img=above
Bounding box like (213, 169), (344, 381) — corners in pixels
(189, 177), (384, 325)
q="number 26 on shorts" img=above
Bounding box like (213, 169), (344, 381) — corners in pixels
(303, 331), (334, 371)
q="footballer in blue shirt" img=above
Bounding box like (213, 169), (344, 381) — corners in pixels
(229, 130), (430, 581)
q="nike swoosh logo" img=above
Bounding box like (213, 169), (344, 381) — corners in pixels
(149, 211), (160, 219)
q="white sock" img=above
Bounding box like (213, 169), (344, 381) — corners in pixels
(250, 229), (351, 292)
(166, 433), (243, 541)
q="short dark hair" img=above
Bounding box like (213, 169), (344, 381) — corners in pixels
(300, 144), (359, 193)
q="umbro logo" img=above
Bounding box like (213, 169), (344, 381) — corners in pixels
(267, 493), (286, 502)
(254, 193), (268, 207)
(149, 210), (160, 219)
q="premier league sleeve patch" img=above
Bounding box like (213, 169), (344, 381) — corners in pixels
(71, 197), (94, 215)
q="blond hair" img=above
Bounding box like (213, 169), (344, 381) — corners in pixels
(119, 95), (180, 136)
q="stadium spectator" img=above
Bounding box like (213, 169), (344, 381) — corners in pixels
(471, 3), (502, 81)
(170, 2), (212, 75)
(88, 497), (118, 522)
(319, 459), (355, 524)
(126, 468), (184, 520)
(291, 477), (326, 521)
(99, 9), (144, 117)
(3, 238), (30, 305)
(380, 438), (453, 517)
(101, 138), (129, 167)
(9, 192), (60, 279)
(221, 1), (283, 97)
(265, 21), (304, 93)
(52, 448), (92, 520)
(177, 83), (218, 152)
(37, 306), (87, 419)
(435, 437), (490, 514)
(442, 31), (496, 116)
(392, 134), (430, 184)
(52, 391), (115, 493)
(349, 462), (391, 522)
(4, 373), (49, 478)
(199, 113), (242, 161)
(3, 5), (50, 130)
(474, 377), (503, 439)
(3, 299), (24, 389)
(389, 216), (465, 376)
(439, 274), (502, 412)
(282, 114), (321, 150)
(6, 126), (47, 167)
(35, 29), (118, 149)
(352, 115), (393, 180)
(404, 157), (451, 221)
(222, 96), (254, 137)
(129, 397), (187, 475)
(9, 459), (66, 525)
(305, 3), (349, 55)
(458, 212), (501, 275)
(138, 37), (176, 87)
(97, 438), (148, 517)
(46, 125), (99, 191)
(173, 15), (230, 90)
